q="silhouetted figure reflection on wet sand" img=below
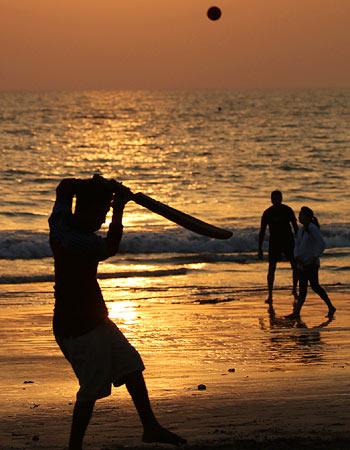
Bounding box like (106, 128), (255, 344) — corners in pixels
(258, 190), (298, 304)
(285, 206), (336, 321)
(49, 175), (186, 450)
(268, 304), (333, 331)
(260, 305), (334, 364)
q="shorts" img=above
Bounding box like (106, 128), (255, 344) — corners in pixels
(55, 318), (145, 402)
(268, 238), (295, 263)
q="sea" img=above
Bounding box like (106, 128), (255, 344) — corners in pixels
(0, 89), (349, 288)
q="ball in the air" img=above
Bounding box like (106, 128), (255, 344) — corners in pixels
(207, 6), (222, 21)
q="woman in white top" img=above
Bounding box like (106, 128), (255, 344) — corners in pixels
(289, 206), (336, 319)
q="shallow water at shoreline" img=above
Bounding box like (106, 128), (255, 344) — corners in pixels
(1, 273), (349, 389)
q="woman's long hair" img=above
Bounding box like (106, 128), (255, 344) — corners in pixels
(301, 206), (320, 228)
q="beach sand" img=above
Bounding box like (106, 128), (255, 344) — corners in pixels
(1, 281), (349, 450)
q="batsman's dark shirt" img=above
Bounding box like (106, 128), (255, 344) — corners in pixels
(49, 199), (123, 337)
(261, 204), (296, 245)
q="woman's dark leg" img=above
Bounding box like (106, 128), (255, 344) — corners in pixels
(308, 266), (336, 316)
(291, 262), (299, 300)
(289, 257), (299, 304)
(286, 245), (298, 300)
(293, 269), (308, 316)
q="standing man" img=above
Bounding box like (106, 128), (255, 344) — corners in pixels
(49, 174), (186, 450)
(258, 190), (298, 304)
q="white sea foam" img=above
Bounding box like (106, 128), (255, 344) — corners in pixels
(0, 226), (349, 260)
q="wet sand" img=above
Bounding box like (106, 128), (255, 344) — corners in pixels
(1, 282), (349, 450)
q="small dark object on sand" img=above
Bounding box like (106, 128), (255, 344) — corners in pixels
(23, 380), (34, 384)
(198, 384), (207, 390)
(228, 368), (236, 373)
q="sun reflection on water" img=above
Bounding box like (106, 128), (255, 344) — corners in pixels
(107, 299), (139, 324)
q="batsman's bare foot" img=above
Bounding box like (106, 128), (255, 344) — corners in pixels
(143, 425), (186, 446)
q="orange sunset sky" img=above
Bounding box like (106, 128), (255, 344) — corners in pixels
(0, 0), (349, 91)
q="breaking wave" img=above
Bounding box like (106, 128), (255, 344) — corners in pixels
(0, 224), (349, 260)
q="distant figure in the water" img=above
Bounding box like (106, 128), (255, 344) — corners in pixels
(286, 206), (336, 319)
(49, 174), (186, 450)
(258, 190), (298, 304)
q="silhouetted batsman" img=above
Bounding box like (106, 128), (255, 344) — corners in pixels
(49, 174), (186, 450)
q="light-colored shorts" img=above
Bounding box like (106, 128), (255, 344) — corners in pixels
(56, 318), (145, 402)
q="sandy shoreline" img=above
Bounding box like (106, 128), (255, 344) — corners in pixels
(3, 384), (350, 449)
(1, 284), (349, 450)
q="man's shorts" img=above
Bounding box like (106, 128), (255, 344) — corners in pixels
(55, 319), (145, 402)
(268, 238), (295, 263)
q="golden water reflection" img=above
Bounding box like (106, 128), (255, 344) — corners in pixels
(107, 299), (139, 324)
